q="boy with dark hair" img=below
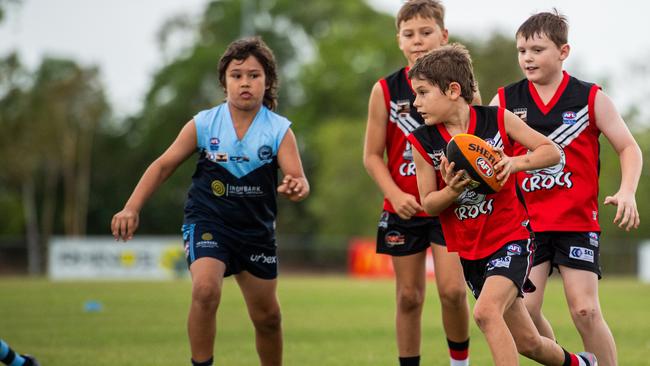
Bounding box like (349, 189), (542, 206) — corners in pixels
(490, 10), (642, 366)
(408, 43), (597, 366)
(363, 1), (474, 365)
(112, 36), (309, 366)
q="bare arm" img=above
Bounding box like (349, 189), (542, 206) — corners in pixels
(111, 120), (198, 241)
(413, 148), (468, 216)
(363, 81), (422, 219)
(493, 110), (561, 183)
(277, 128), (310, 202)
(595, 90), (642, 230)
(488, 93), (500, 107)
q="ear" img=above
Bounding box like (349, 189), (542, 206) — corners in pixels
(559, 43), (570, 61)
(440, 28), (449, 46)
(447, 82), (462, 101)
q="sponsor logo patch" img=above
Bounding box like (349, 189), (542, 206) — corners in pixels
(385, 230), (405, 247)
(250, 253), (277, 264)
(507, 244), (522, 256)
(569, 246), (595, 263)
(487, 256), (511, 271)
(211, 180), (226, 196)
(396, 100), (411, 117)
(209, 137), (220, 150)
(588, 232), (599, 247)
(513, 107), (527, 122)
(258, 145), (273, 161)
(378, 211), (389, 229)
(562, 111), (577, 125)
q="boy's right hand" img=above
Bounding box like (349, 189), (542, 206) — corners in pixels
(111, 208), (140, 242)
(440, 157), (471, 194)
(388, 191), (422, 220)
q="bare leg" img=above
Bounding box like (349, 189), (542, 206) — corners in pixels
(523, 261), (556, 340)
(505, 297), (567, 365)
(392, 251), (427, 357)
(561, 266), (617, 366)
(236, 271), (283, 366)
(473, 275), (520, 365)
(431, 244), (470, 343)
(188, 257), (226, 363)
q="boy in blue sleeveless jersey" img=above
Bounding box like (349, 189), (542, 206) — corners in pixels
(112, 37), (309, 366)
(0, 339), (39, 366)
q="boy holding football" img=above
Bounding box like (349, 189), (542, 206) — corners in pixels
(408, 43), (597, 366)
(490, 10), (642, 366)
(363, 1), (475, 365)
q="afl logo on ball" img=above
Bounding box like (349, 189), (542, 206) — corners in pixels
(562, 111), (577, 125)
(475, 157), (494, 178)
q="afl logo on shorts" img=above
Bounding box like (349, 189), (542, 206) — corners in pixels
(211, 180), (226, 196)
(475, 157), (494, 178)
(385, 230), (405, 247)
(562, 111), (577, 125)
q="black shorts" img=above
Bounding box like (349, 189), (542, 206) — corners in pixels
(182, 223), (278, 279)
(532, 231), (601, 278)
(461, 239), (536, 299)
(376, 211), (445, 256)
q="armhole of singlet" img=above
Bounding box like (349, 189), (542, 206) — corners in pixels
(497, 86), (506, 108)
(497, 107), (513, 153)
(379, 79), (391, 114)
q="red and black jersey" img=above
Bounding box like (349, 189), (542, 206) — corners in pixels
(378, 67), (429, 217)
(498, 71), (601, 232)
(407, 106), (531, 260)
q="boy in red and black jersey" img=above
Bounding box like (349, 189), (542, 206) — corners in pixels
(490, 11), (642, 366)
(409, 43), (597, 366)
(363, 2), (476, 365)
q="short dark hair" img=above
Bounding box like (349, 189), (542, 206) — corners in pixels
(516, 9), (568, 48)
(396, 0), (445, 31)
(408, 43), (476, 104)
(218, 36), (279, 110)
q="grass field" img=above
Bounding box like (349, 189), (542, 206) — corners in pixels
(1, 276), (649, 365)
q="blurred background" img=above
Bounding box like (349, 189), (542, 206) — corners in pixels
(0, 0), (649, 278)
(1, 1), (650, 365)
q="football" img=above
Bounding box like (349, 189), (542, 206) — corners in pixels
(446, 133), (502, 194)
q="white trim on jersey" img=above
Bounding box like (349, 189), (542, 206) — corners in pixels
(490, 131), (504, 150)
(547, 105), (589, 147)
(389, 100), (421, 134)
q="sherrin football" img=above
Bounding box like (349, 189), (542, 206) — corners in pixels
(446, 133), (502, 194)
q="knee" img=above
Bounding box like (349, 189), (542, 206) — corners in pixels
(472, 304), (500, 331)
(252, 307), (282, 334)
(191, 281), (221, 310)
(438, 285), (467, 310)
(397, 286), (425, 313)
(569, 303), (601, 329)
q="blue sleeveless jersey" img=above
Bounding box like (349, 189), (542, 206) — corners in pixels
(184, 103), (291, 246)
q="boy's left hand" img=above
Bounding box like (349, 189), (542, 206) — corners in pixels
(604, 191), (640, 231)
(278, 174), (309, 202)
(492, 147), (513, 185)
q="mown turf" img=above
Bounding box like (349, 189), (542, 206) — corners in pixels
(1, 276), (649, 365)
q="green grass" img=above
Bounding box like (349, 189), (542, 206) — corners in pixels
(1, 276), (649, 365)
